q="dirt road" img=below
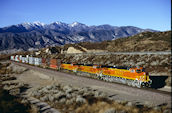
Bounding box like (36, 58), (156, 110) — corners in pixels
(13, 62), (171, 108)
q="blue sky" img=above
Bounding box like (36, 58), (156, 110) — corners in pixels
(0, 0), (171, 31)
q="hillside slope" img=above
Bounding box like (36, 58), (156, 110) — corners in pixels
(63, 31), (171, 52)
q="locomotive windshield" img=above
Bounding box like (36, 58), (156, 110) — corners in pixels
(136, 69), (142, 73)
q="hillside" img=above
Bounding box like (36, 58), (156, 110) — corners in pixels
(62, 31), (171, 52)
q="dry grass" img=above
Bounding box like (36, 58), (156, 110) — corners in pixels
(0, 62), (12, 74)
(28, 105), (39, 113)
(75, 97), (162, 113)
(44, 95), (164, 113)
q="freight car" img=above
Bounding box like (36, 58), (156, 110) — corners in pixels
(10, 55), (152, 88)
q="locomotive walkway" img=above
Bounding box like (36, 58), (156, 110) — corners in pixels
(13, 61), (171, 108)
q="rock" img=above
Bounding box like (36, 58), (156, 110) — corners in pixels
(21, 99), (29, 104)
(98, 92), (107, 97)
(2, 80), (18, 86)
(38, 89), (44, 94)
(32, 91), (41, 97)
(71, 92), (77, 97)
(83, 92), (92, 96)
(52, 90), (59, 94)
(76, 96), (86, 104)
(40, 105), (51, 112)
(66, 94), (72, 99)
(119, 110), (127, 113)
(63, 85), (72, 91)
(29, 99), (40, 104)
(77, 89), (84, 95)
(46, 85), (53, 90)
(136, 61), (145, 66)
(48, 95), (55, 102)
(41, 88), (49, 94)
(150, 61), (159, 66)
(153, 106), (161, 111)
(135, 102), (144, 108)
(163, 109), (170, 113)
(126, 102), (133, 107)
(3, 85), (10, 90)
(47, 108), (61, 113)
(27, 97), (36, 101)
(9, 88), (20, 95)
(65, 88), (73, 94)
(115, 100), (123, 104)
(59, 98), (66, 104)
(40, 96), (49, 101)
(54, 91), (65, 100)
(66, 99), (73, 105)
(106, 61), (111, 64)
(104, 108), (116, 113)
(144, 101), (151, 106)
(8, 63), (28, 74)
(36, 102), (48, 108)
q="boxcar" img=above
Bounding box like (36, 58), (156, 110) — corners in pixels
(41, 58), (50, 68)
(29, 57), (34, 65)
(50, 59), (58, 69)
(15, 55), (19, 62)
(10, 56), (15, 61)
(21, 57), (25, 63)
(34, 58), (42, 66)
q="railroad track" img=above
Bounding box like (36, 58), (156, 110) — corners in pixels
(11, 61), (171, 107)
(13, 61), (171, 95)
(64, 51), (171, 55)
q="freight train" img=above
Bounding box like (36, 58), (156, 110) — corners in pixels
(10, 55), (152, 88)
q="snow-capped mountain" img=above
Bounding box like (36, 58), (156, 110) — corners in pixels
(0, 21), (157, 52)
(69, 22), (87, 28)
(0, 21), (46, 33)
(70, 22), (80, 27)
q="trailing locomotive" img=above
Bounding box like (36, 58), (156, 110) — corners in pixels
(10, 55), (152, 88)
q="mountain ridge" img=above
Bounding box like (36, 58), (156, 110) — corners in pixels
(0, 21), (157, 52)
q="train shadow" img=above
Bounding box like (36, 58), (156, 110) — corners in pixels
(149, 75), (168, 89)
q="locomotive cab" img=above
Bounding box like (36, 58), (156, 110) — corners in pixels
(135, 66), (144, 72)
(130, 67), (145, 74)
(134, 67), (152, 87)
(134, 67), (147, 78)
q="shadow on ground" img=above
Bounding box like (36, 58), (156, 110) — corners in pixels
(149, 75), (168, 89)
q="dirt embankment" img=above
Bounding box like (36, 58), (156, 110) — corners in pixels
(0, 61), (171, 113)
